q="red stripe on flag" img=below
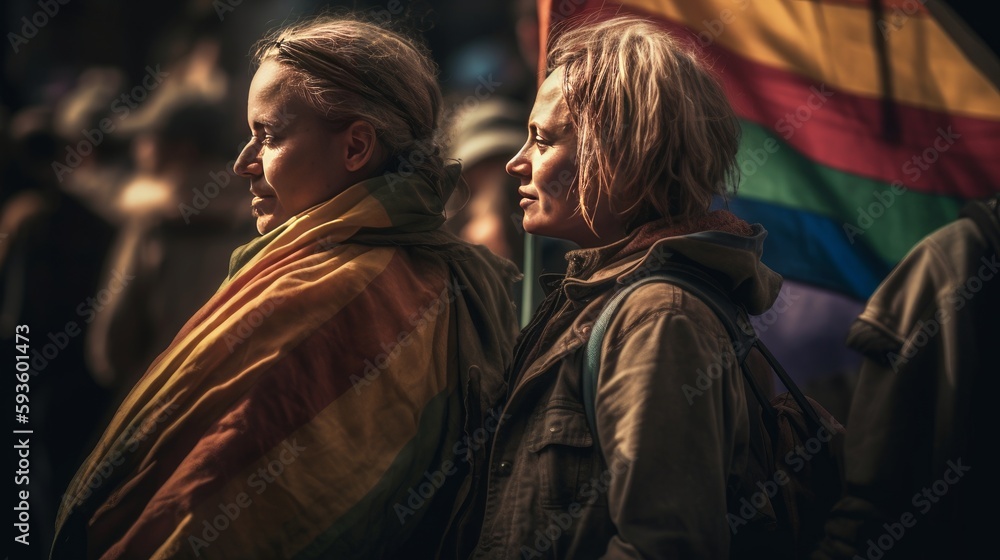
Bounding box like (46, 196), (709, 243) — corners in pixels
(542, 0), (1000, 199)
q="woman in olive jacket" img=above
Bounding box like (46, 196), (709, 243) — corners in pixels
(461, 16), (784, 560)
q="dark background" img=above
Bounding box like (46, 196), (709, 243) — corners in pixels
(2, 1), (995, 559)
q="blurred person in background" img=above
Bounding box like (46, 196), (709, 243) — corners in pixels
(444, 96), (577, 320)
(814, 195), (999, 560)
(84, 95), (257, 405)
(52, 14), (519, 559)
(0, 104), (117, 559)
(445, 98), (527, 263)
(48, 66), (135, 221)
(78, 26), (252, 396)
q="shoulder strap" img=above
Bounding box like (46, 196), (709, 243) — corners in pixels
(583, 266), (825, 455)
(583, 275), (664, 453)
(959, 195), (1000, 258)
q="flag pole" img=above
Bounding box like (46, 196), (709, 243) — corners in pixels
(520, 233), (538, 327)
(520, 0), (552, 327)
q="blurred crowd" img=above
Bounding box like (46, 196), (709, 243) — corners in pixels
(1, 1), (552, 556)
(3, 1), (997, 558)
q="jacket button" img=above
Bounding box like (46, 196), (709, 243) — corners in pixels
(497, 461), (513, 476)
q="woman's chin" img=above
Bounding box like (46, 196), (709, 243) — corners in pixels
(256, 215), (281, 235)
(521, 217), (547, 238)
(522, 219), (571, 243)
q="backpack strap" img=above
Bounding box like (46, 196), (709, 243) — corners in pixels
(959, 195), (1000, 258)
(583, 275), (664, 453)
(583, 265), (826, 456)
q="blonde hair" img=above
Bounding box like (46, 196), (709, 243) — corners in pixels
(548, 16), (740, 230)
(253, 15), (446, 187)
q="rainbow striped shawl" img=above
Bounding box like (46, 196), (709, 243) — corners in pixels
(53, 166), (520, 559)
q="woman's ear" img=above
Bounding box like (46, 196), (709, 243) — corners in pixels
(342, 120), (381, 172)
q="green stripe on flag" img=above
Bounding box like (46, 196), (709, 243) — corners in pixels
(735, 120), (965, 265)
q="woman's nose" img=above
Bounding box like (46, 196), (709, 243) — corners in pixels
(506, 143), (530, 180)
(233, 140), (262, 177)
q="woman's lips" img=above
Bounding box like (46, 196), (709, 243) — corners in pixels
(518, 187), (537, 209)
(251, 196), (277, 216)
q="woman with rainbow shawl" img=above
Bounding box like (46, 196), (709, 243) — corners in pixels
(52, 16), (519, 559)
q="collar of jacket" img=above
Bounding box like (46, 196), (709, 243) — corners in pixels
(540, 215), (781, 315)
(509, 217), (781, 400)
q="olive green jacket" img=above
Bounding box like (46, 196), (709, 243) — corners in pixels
(466, 220), (783, 559)
(816, 206), (1000, 560)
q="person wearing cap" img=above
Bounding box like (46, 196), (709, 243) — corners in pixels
(446, 98), (528, 264)
(82, 97), (258, 399)
(445, 98), (578, 322)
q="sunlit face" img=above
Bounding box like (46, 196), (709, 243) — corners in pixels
(506, 66), (624, 248)
(233, 59), (354, 234)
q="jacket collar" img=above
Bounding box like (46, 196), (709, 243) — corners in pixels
(545, 211), (767, 303)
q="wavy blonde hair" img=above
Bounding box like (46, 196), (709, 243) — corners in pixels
(253, 15), (446, 188)
(548, 16), (740, 230)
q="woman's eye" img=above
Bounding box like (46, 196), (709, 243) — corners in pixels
(534, 135), (550, 147)
(248, 134), (277, 147)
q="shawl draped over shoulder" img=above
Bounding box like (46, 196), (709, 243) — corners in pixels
(52, 164), (520, 559)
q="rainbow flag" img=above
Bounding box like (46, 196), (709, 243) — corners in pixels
(53, 166), (519, 558)
(539, 0), (1000, 380)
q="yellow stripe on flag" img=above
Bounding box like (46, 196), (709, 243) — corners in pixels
(620, 0), (1000, 119)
